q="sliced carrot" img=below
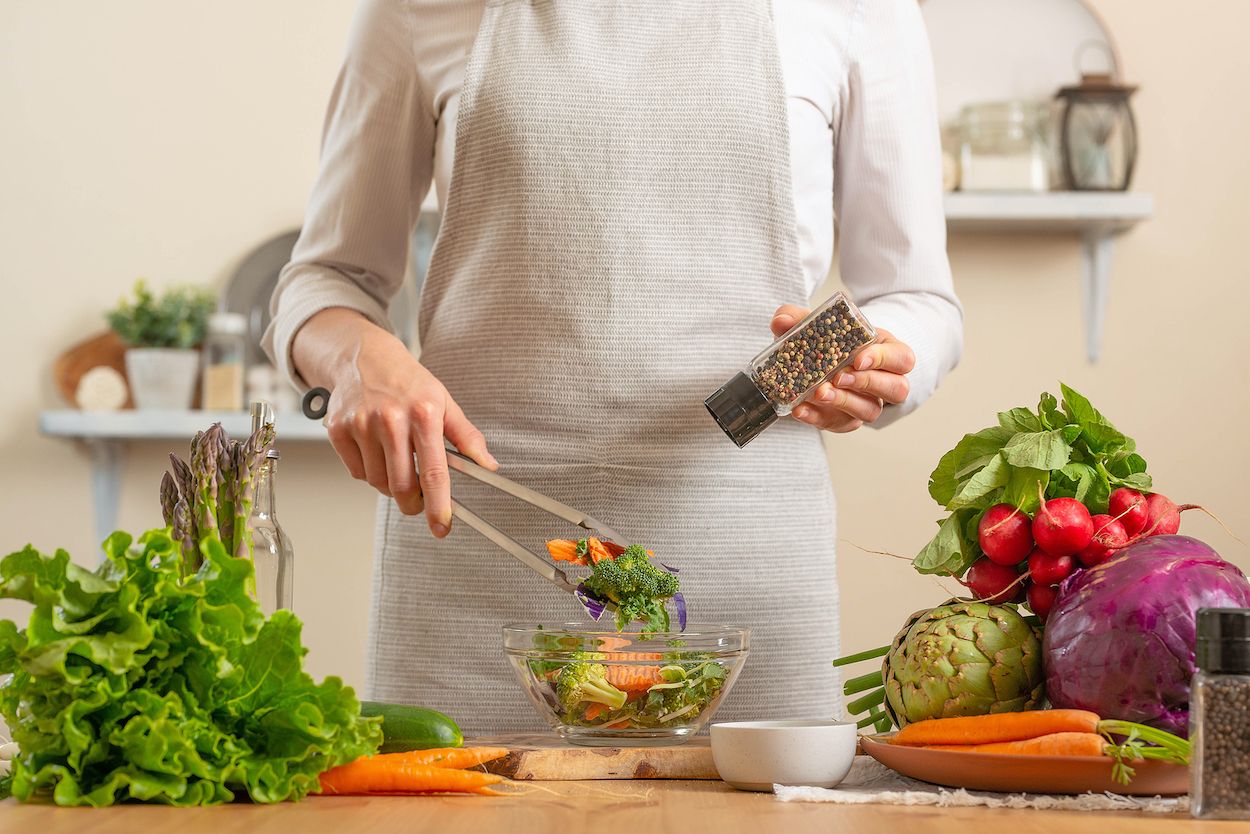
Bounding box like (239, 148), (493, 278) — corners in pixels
(893, 710), (1101, 747)
(388, 748), (510, 770)
(602, 540), (628, 558)
(923, 732), (1106, 757)
(597, 635), (633, 652)
(586, 537), (614, 565)
(602, 717), (633, 730)
(604, 654), (666, 692)
(583, 702), (609, 722)
(318, 759), (504, 795)
(546, 539), (587, 565)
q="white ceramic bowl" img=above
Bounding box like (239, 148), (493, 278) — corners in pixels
(710, 719), (857, 792)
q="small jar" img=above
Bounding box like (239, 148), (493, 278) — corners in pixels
(248, 402), (294, 613)
(1190, 607), (1250, 820)
(201, 312), (247, 410)
(704, 292), (876, 447)
(958, 101), (1050, 192)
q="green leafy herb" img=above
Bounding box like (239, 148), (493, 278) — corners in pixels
(914, 384), (1151, 577)
(0, 529), (381, 806)
(106, 280), (216, 350)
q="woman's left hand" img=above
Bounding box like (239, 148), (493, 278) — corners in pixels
(769, 304), (917, 433)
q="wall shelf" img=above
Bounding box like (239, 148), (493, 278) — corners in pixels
(943, 191), (1154, 362)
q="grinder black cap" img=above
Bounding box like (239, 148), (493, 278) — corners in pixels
(1196, 607), (1250, 674)
(704, 372), (778, 448)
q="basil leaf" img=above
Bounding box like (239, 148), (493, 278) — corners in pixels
(998, 408), (1042, 433)
(1002, 467), (1049, 514)
(927, 426), (1014, 507)
(1002, 430), (1072, 470)
(947, 453), (1010, 510)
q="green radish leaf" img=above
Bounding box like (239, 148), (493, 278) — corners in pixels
(1002, 430), (1072, 470)
(914, 510), (979, 576)
(998, 408), (1042, 433)
(1059, 462), (1098, 504)
(947, 454), (1011, 510)
(1059, 383), (1106, 427)
(1037, 392), (1065, 430)
(1081, 422), (1128, 453)
(927, 426), (1014, 507)
(1110, 472), (1153, 491)
(1003, 467), (1049, 514)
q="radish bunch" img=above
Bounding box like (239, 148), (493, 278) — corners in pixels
(964, 487), (1191, 621)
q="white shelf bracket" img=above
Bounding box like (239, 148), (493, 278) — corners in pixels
(86, 439), (126, 558)
(1080, 229), (1116, 364)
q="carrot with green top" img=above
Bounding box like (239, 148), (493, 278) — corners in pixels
(923, 732), (1106, 757)
(318, 759), (504, 795)
(892, 710), (1101, 746)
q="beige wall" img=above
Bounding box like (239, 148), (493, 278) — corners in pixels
(2, 1), (1248, 703)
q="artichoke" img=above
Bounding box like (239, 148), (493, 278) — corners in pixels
(882, 600), (1044, 728)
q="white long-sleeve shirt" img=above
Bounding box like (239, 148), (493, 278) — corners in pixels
(265, 0), (963, 423)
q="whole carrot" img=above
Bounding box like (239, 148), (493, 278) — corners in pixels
(892, 709), (1101, 746)
(388, 747), (510, 770)
(922, 732), (1106, 757)
(317, 759), (503, 795)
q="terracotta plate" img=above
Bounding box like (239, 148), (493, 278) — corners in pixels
(861, 733), (1188, 797)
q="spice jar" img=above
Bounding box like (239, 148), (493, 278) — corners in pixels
(957, 101), (1050, 192)
(705, 292), (876, 447)
(1191, 607), (1250, 820)
(201, 312), (247, 410)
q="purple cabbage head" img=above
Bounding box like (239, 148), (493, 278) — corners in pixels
(1044, 535), (1250, 736)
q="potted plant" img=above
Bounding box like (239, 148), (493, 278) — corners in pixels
(107, 280), (215, 410)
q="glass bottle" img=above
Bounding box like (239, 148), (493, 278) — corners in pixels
(704, 292), (876, 447)
(1190, 607), (1250, 820)
(201, 312), (247, 410)
(249, 402), (294, 613)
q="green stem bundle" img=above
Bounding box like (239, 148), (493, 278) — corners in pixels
(163, 421), (275, 575)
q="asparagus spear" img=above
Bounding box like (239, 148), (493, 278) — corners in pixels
(169, 454), (192, 502)
(217, 439), (238, 555)
(160, 472), (178, 527)
(172, 498), (195, 560)
(193, 425), (222, 543)
(231, 423), (275, 559)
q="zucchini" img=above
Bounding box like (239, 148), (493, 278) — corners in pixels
(361, 701), (463, 752)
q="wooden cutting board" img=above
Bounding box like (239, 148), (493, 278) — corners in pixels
(471, 733), (719, 781)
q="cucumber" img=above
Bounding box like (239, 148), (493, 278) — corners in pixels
(361, 701), (463, 752)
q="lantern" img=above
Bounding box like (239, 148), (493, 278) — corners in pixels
(1056, 73), (1138, 191)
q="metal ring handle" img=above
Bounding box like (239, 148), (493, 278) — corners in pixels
(302, 387), (331, 420)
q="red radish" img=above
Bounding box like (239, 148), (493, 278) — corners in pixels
(1032, 497), (1095, 557)
(1028, 548), (1075, 586)
(1109, 488), (1149, 536)
(1026, 582), (1059, 622)
(977, 504), (1034, 566)
(1077, 514), (1129, 567)
(964, 558), (1023, 604)
(1140, 493), (1182, 536)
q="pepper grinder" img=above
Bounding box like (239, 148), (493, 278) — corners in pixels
(249, 401), (294, 612)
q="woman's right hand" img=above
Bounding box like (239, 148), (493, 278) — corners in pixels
(292, 308), (497, 538)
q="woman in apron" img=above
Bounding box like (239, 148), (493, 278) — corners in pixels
(264, 0), (962, 733)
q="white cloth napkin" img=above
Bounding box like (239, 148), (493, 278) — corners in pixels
(773, 756), (1187, 814)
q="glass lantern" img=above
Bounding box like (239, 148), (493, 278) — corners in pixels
(1056, 73), (1138, 191)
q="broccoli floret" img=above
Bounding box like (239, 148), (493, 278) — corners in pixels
(555, 652), (627, 716)
(581, 546), (679, 632)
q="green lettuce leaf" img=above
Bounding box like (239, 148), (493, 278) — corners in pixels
(0, 528), (381, 807)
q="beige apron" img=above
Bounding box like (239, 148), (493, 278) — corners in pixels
(368, 0), (840, 734)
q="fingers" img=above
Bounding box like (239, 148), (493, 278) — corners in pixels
(410, 401), (454, 538)
(832, 369), (910, 405)
(377, 411), (423, 516)
(851, 329), (916, 375)
(770, 304), (809, 338)
(443, 397), (498, 471)
(794, 383), (884, 429)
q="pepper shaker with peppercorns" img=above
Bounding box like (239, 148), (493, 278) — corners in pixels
(1191, 607), (1250, 820)
(705, 292), (877, 447)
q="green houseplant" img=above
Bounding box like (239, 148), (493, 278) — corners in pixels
(107, 280), (215, 410)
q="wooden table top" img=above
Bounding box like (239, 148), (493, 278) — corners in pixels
(0, 780), (1218, 834)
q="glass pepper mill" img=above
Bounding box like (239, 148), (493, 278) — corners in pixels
(249, 401), (294, 613)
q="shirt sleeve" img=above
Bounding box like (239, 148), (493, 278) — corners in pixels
(833, 0), (963, 427)
(263, 0), (435, 390)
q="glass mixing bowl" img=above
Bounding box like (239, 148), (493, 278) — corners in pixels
(504, 623), (749, 746)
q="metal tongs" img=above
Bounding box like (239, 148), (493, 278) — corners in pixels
(302, 387), (622, 596)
